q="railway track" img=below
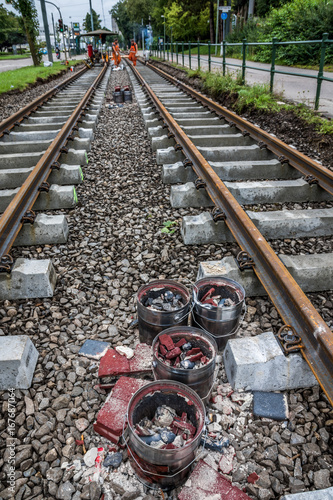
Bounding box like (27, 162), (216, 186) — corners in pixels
(126, 59), (333, 405)
(0, 63), (110, 298)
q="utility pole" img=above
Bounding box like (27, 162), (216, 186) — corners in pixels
(248, 0), (255, 18)
(215, 0), (219, 55)
(40, 0), (53, 62)
(51, 12), (56, 49)
(89, 0), (94, 31)
(109, 10), (113, 31)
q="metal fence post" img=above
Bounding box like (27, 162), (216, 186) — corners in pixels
(270, 37), (278, 93)
(198, 40), (200, 70)
(171, 42), (173, 63)
(189, 41), (191, 69)
(241, 38), (247, 84)
(182, 41), (184, 67)
(315, 33), (328, 110)
(176, 42), (179, 65)
(222, 40), (226, 76)
(167, 42), (169, 61)
(208, 40), (211, 72)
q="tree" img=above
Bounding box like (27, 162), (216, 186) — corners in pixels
(0, 5), (26, 51)
(11, 0), (41, 66)
(83, 9), (102, 32)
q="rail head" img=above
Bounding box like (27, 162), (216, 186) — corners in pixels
(128, 59), (333, 405)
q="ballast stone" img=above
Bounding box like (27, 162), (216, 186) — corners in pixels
(281, 487), (333, 500)
(0, 336), (38, 390)
(223, 331), (318, 392)
(0, 258), (56, 300)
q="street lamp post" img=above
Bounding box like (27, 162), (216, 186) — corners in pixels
(161, 14), (165, 60)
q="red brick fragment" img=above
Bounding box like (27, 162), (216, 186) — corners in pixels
(247, 472), (259, 484)
(165, 443), (176, 449)
(201, 356), (208, 364)
(98, 343), (152, 378)
(186, 347), (201, 356)
(201, 287), (215, 302)
(175, 338), (187, 348)
(159, 344), (167, 356)
(159, 334), (175, 351)
(181, 413), (187, 421)
(94, 377), (149, 443)
(173, 417), (196, 436)
(175, 356), (180, 365)
(166, 347), (182, 359)
(189, 353), (203, 362)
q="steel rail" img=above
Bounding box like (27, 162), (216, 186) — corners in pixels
(146, 61), (333, 197)
(0, 64), (107, 259)
(128, 61), (333, 404)
(0, 65), (88, 138)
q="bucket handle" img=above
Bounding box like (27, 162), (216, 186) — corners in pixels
(121, 415), (208, 479)
(192, 302), (247, 339)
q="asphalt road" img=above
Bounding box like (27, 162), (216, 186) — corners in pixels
(153, 52), (333, 118)
(0, 53), (85, 73)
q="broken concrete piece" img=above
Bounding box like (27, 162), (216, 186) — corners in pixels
(83, 447), (98, 467)
(0, 336), (38, 390)
(115, 345), (134, 359)
(223, 332), (318, 392)
(253, 391), (289, 421)
(94, 377), (149, 443)
(79, 339), (109, 360)
(281, 487), (333, 500)
(98, 343), (152, 379)
(178, 459), (251, 500)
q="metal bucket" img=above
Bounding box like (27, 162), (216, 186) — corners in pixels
(113, 91), (123, 103)
(137, 280), (191, 345)
(126, 380), (206, 490)
(123, 90), (132, 102)
(152, 326), (217, 403)
(192, 276), (245, 350)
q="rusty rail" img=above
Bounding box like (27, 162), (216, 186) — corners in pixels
(146, 61), (333, 197)
(0, 64), (107, 261)
(128, 60), (333, 404)
(0, 65), (88, 138)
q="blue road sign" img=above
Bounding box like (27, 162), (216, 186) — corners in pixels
(221, 12), (228, 19)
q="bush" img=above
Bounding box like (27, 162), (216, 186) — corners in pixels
(226, 0), (333, 65)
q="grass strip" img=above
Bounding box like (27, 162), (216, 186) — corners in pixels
(0, 60), (82, 95)
(0, 54), (31, 60)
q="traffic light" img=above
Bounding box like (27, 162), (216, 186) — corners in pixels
(58, 19), (63, 32)
(64, 25), (68, 32)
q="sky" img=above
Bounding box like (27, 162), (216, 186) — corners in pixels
(1, 0), (119, 34)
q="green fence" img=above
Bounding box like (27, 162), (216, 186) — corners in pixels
(152, 34), (333, 110)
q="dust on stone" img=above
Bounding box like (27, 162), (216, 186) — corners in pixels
(141, 287), (184, 312)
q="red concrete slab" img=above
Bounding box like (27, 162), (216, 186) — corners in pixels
(94, 377), (150, 444)
(111, 376), (149, 402)
(178, 460), (251, 500)
(98, 343), (152, 378)
(99, 349), (130, 378)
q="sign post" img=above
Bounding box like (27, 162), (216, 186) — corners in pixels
(219, 6), (231, 42)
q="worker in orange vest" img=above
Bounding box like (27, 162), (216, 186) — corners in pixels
(129, 39), (138, 66)
(112, 39), (121, 67)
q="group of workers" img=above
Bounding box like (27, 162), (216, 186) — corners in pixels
(111, 38), (138, 67)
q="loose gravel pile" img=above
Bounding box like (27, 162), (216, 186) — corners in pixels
(0, 66), (332, 500)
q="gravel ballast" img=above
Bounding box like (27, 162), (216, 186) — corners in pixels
(0, 65), (332, 500)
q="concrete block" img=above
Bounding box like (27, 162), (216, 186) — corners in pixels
(156, 146), (185, 165)
(225, 178), (331, 204)
(0, 165), (83, 189)
(281, 488), (333, 500)
(198, 144), (272, 162)
(171, 111), (213, 119)
(181, 212), (232, 244)
(181, 208), (333, 245)
(162, 162), (196, 184)
(181, 125), (232, 136)
(170, 182), (212, 208)
(14, 214), (69, 246)
(147, 125), (165, 138)
(152, 135), (175, 151)
(176, 117), (223, 126)
(0, 185), (77, 212)
(0, 258), (56, 300)
(223, 331), (318, 391)
(197, 253), (333, 294)
(0, 336), (39, 390)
